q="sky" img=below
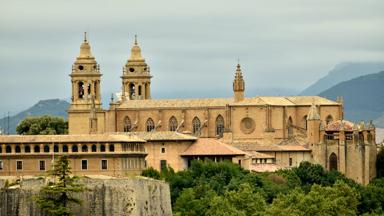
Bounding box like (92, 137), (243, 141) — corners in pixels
(0, 0), (383, 115)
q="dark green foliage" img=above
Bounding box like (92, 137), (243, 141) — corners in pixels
(141, 167), (161, 180)
(16, 115), (68, 135)
(34, 156), (85, 216)
(376, 148), (384, 178)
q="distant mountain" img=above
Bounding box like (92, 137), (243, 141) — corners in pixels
(301, 62), (384, 96)
(0, 99), (69, 134)
(318, 71), (384, 126)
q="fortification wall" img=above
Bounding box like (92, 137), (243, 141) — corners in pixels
(0, 177), (172, 216)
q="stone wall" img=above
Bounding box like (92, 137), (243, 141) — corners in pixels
(0, 177), (172, 216)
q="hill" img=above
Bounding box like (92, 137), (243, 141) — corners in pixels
(319, 71), (384, 126)
(0, 99), (69, 134)
(301, 62), (384, 95)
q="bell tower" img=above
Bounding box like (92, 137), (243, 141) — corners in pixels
(68, 32), (103, 134)
(121, 35), (152, 100)
(233, 63), (245, 102)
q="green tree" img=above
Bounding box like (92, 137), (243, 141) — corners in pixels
(266, 181), (359, 216)
(35, 156), (85, 216)
(376, 148), (384, 178)
(16, 115), (68, 135)
(141, 167), (161, 180)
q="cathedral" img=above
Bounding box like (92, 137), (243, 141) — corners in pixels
(0, 33), (377, 184)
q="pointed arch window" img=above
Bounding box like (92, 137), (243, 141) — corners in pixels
(287, 117), (293, 137)
(326, 115), (333, 125)
(329, 153), (338, 171)
(216, 115), (225, 138)
(192, 117), (201, 136)
(124, 116), (132, 132)
(146, 118), (155, 132)
(169, 116), (178, 131)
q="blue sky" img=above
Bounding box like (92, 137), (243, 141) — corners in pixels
(0, 0), (383, 114)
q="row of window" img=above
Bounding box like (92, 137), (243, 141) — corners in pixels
(0, 144), (115, 154)
(0, 160), (108, 171)
(123, 115), (225, 137)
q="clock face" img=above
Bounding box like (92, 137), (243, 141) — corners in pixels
(78, 65), (84, 70)
(129, 68), (135, 72)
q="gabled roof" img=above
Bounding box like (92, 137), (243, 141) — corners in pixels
(116, 96), (339, 109)
(181, 138), (246, 156)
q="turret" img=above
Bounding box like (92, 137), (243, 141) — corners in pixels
(121, 35), (152, 100)
(233, 63), (245, 102)
(307, 102), (321, 144)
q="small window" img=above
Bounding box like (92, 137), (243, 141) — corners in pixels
(82, 145), (88, 152)
(100, 145), (106, 152)
(81, 160), (88, 170)
(39, 160), (45, 171)
(109, 144), (115, 152)
(62, 145), (68, 152)
(44, 145), (50, 153)
(169, 116), (178, 131)
(289, 158), (293, 166)
(16, 161), (23, 170)
(161, 147), (165, 153)
(25, 145), (31, 153)
(54, 145), (59, 153)
(34, 145), (40, 153)
(91, 144), (97, 152)
(160, 160), (167, 171)
(215, 115), (225, 138)
(101, 160), (108, 170)
(0, 160), (3, 170)
(123, 116), (132, 132)
(72, 145), (78, 152)
(15, 145), (21, 153)
(6, 145), (11, 153)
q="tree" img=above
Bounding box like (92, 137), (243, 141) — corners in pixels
(376, 148), (384, 178)
(16, 115), (68, 135)
(141, 167), (161, 180)
(266, 181), (359, 216)
(35, 156), (85, 216)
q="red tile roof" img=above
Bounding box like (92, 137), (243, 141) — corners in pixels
(181, 138), (246, 156)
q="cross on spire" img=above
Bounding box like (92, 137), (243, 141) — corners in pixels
(84, 32), (87, 42)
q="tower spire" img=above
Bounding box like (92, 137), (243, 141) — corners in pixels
(134, 34), (138, 45)
(233, 63), (245, 102)
(84, 32), (87, 42)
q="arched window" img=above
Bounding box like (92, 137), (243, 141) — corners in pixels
(91, 144), (97, 152)
(72, 145), (78, 152)
(34, 145), (40, 153)
(109, 144), (115, 152)
(44, 145), (50, 153)
(169, 116), (178, 131)
(216, 115), (225, 137)
(138, 85), (142, 96)
(326, 115), (333, 125)
(146, 118), (155, 132)
(15, 145), (21, 153)
(287, 117), (293, 137)
(303, 115), (308, 130)
(6, 145), (11, 153)
(78, 81), (85, 99)
(123, 116), (131, 132)
(62, 145), (68, 152)
(100, 144), (106, 152)
(329, 153), (338, 171)
(129, 83), (135, 99)
(192, 117), (201, 136)
(82, 145), (88, 152)
(54, 145), (59, 153)
(24, 145), (31, 153)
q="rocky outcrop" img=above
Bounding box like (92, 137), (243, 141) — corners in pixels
(0, 177), (172, 216)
